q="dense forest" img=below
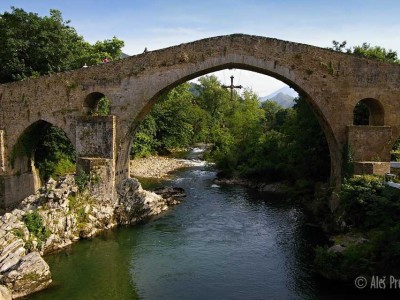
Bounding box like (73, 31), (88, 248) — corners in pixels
(131, 77), (330, 189)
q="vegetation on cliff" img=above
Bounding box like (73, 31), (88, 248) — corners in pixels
(314, 175), (400, 280)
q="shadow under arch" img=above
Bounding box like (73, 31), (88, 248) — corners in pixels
(10, 120), (76, 204)
(353, 98), (385, 126)
(127, 63), (337, 187)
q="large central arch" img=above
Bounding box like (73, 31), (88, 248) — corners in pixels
(113, 52), (343, 199)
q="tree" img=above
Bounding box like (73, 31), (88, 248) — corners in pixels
(352, 43), (398, 63)
(1, 7), (125, 180)
(0, 7), (124, 83)
(329, 40), (399, 64)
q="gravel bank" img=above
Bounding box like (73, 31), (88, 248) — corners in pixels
(130, 156), (191, 178)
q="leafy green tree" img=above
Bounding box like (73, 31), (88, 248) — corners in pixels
(131, 115), (158, 157)
(34, 126), (76, 181)
(0, 7), (124, 83)
(194, 75), (231, 118)
(1, 7), (125, 180)
(329, 40), (398, 63)
(353, 43), (398, 63)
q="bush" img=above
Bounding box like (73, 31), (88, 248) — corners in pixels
(339, 175), (400, 230)
(23, 210), (50, 242)
(75, 170), (90, 193)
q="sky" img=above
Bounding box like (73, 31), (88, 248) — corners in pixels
(1, 0), (399, 97)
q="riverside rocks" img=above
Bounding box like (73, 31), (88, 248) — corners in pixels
(0, 174), (183, 298)
(1, 252), (51, 299)
(115, 178), (173, 224)
(0, 285), (12, 300)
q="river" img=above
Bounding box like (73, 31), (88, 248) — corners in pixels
(30, 150), (370, 299)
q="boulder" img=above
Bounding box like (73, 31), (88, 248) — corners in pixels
(1, 252), (51, 298)
(0, 285), (12, 300)
(115, 178), (167, 224)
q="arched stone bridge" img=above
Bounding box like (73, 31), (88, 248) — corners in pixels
(1, 34), (400, 209)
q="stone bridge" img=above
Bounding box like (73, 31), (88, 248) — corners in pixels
(1, 34), (400, 209)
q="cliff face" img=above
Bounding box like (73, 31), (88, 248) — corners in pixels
(0, 175), (179, 298)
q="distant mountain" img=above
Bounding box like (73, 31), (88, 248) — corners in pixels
(267, 92), (295, 108)
(259, 86), (298, 108)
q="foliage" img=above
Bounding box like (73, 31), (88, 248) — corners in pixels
(34, 125), (76, 181)
(315, 175), (400, 279)
(23, 210), (50, 242)
(131, 116), (157, 157)
(339, 175), (400, 230)
(75, 170), (90, 193)
(329, 40), (399, 64)
(314, 244), (373, 280)
(96, 96), (111, 116)
(131, 76), (330, 187)
(0, 7), (124, 84)
(353, 43), (398, 63)
(11, 122), (76, 181)
(89, 96), (111, 116)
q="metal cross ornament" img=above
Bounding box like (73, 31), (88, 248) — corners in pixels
(222, 75), (242, 100)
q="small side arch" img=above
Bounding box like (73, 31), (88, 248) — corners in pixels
(353, 98), (384, 126)
(10, 120), (76, 182)
(83, 92), (111, 115)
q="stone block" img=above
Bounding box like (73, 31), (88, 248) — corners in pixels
(353, 161), (390, 175)
(76, 116), (115, 159)
(77, 158), (115, 204)
(0, 174), (40, 209)
(347, 126), (392, 161)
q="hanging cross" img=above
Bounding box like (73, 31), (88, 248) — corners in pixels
(222, 75), (242, 100)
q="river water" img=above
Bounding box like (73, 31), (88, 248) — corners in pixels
(30, 150), (371, 299)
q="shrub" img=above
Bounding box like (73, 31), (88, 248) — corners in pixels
(23, 210), (50, 242)
(75, 170), (90, 193)
(339, 175), (400, 230)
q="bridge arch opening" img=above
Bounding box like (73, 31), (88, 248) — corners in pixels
(353, 98), (384, 126)
(11, 120), (76, 184)
(84, 92), (111, 116)
(129, 68), (331, 189)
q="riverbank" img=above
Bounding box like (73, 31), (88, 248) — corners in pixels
(130, 156), (192, 178)
(0, 174), (184, 299)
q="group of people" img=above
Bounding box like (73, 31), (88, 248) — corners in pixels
(82, 57), (110, 68)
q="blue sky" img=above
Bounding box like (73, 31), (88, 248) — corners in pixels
(1, 0), (399, 96)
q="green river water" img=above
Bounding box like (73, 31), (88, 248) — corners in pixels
(29, 150), (388, 299)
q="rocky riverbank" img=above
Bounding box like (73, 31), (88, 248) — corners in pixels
(0, 175), (183, 299)
(130, 156), (191, 178)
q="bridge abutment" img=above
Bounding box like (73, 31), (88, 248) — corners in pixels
(347, 125), (392, 175)
(75, 116), (117, 204)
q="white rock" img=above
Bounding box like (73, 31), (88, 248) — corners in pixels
(1, 252), (52, 298)
(0, 285), (12, 300)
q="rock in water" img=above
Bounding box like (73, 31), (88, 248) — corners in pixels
(153, 187), (186, 205)
(0, 252), (51, 298)
(115, 178), (169, 224)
